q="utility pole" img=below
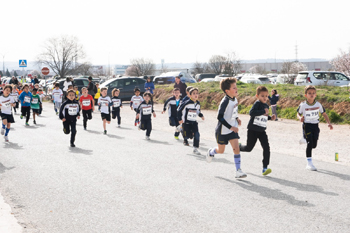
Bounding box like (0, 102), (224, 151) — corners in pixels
(295, 41), (298, 62)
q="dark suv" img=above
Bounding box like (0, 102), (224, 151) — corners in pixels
(195, 73), (216, 82)
(58, 78), (90, 92)
(99, 77), (146, 101)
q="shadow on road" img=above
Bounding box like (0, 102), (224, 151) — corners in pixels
(0, 163), (15, 174)
(3, 142), (23, 150)
(107, 134), (125, 139)
(34, 124), (46, 127)
(69, 147), (93, 154)
(86, 130), (102, 135)
(250, 173), (338, 196)
(145, 139), (170, 145)
(215, 176), (315, 207)
(187, 153), (233, 164)
(317, 169), (350, 181)
(118, 127), (133, 130)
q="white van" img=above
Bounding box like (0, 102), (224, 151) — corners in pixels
(240, 74), (271, 84)
(276, 74), (296, 84)
(294, 71), (350, 86)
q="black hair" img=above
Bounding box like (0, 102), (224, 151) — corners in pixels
(272, 89), (278, 95)
(134, 88), (140, 93)
(33, 88), (38, 92)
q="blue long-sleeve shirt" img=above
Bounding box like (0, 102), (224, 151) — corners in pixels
(18, 91), (33, 107)
(268, 94), (279, 105)
(144, 82), (155, 94)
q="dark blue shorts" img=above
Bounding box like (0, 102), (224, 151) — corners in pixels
(215, 131), (239, 145)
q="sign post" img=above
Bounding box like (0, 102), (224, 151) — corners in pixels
(19, 60), (27, 80)
(41, 67), (50, 94)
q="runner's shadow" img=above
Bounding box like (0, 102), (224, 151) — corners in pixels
(187, 153), (233, 164)
(216, 176), (314, 207)
(86, 130), (102, 135)
(145, 139), (170, 145)
(3, 142), (23, 150)
(34, 124), (46, 127)
(69, 147), (93, 154)
(250, 173), (338, 196)
(118, 127), (132, 130)
(318, 169), (350, 181)
(0, 163), (15, 174)
(107, 134), (125, 139)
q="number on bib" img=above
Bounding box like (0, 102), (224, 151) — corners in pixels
(305, 109), (319, 121)
(143, 107), (152, 115)
(187, 110), (197, 121)
(82, 100), (90, 106)
(113, 100), (120, 107)
(68, 107), (78, 115)
(24, 96), (31, 103)
(32, 98), (38, 104)
(253, 115), (268, 128)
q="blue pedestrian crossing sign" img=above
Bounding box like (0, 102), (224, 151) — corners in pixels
(19, 60), (27, 67)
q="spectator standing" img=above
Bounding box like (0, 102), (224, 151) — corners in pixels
(144, 77), (155, 94)
(268, 89), (279, 121)
(174, 75), (187, 99)
(87, 76), (96, 99)
(63, 77), (73, 100)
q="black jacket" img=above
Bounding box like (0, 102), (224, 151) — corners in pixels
(174, 81), (187, 98)
(59, 99), (81, 122)
(247, 100), (272, 132)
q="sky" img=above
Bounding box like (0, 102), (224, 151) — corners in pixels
(1, 0), (350, 67)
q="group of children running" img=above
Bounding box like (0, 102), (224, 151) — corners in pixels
(0, 77), (333, 177)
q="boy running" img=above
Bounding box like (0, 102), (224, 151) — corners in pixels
(162, 88), (182, 139)
(177, 87), (204, 155)
(206, 78), (247, 178)
(111, 88), (122, 127)
(38, 88), (45, 115)
(98, 87), (112, 134)
(0, 85), (16, 142)
(136, 92), (156, 140)
(239, 86), (276, 176)
(297, 85), (333, 171)
(31, 88), (42, 125)
(18, 84), (32, 126)
(10, 85), (19, 114)
(79, 87), (94, 130)
(52, 83), (63, 115)
(130, 88), (144, 126)
(74, 86), (80, 101)
(59, 90), (80, 147)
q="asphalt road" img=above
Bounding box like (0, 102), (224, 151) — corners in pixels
(0, 102), (349, 232)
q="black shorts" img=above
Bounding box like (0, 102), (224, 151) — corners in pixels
(215, 131), (240, 145)
(32, 109), (40, 114)
(303, 123), (320, 141)
(169, 117), (179, 127)
(183, 122), (198, 139)
(1, 113), (15, 123)
(101, 113), (111, 122)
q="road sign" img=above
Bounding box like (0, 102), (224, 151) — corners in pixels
(19, 60), (27, 67)
(41, 67), (50, 75)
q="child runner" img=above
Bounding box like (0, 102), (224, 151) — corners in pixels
(268, 89), (279, 121)
(177, 87), (204, 155)
(31, 88), (42, 125)
(94, 83), (100, 105)
(79, 87), (94, 130)
(136, 92), (156, 140)
(0, 85), (16, 142)
(10, 85), (19, 115)
(130, 88), (144, 126)
(18, 84), (32, 126)
(59, 89), (80, 147)
(162, 88), (182, 139)
(74, 86), (80, 101)
(111, 88), (122, 127)
(38, 88), (45, 115)
(239, 86), (276, 176)
(98, 87), (112, 134)
(297, 85), (333, 171)
(206, 78), (247, 178)
(52, 83), (63, 115)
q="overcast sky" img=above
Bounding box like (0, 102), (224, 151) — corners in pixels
(1, 0), (349, 66)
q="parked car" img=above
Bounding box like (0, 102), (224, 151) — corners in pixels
(139, 75), (155, 82)
(214, 74), (232, 82)
(240, 74), (271, 84)
(276, 74), (296, 84)
(200, 78), (216, 83)
(99, 77), (146, 101)
(195, 73), (216, 82)
(294, 71), (350, 86)
(153, 71), (196, 84)
(56, 77), (90, 93)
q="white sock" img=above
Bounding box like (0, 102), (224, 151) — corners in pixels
(307, 157), (313, 165)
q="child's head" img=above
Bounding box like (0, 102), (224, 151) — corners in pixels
(112, 88), (120, 97)
(32, 88), (38, 95)
(3, 85), (12, 95)
(34, 84), (39, 89)
(256, 86), (269, 103)
(304, 85), (317, 102)
(189, 87), (199, 101)
(96, 83), (100, 88)
(271, 89), (277, 95)
(81, 87), (87, 95)
(74, 86), (78, 90)
(134, 88), (140, 96)
(55, 83), (60, 89)
(12, 85), (17, 92)
(23, 84), (29, 93)
(38, 88), (43, 94)
(101, 87), (108, 96)
(186, 86), (193, 96)
(173, 88), (180, 99)
(67, 90), (76, 100)
(68, 85), (73, 90)
(220, 77), (238, 98)
(143, 92), (152, 102)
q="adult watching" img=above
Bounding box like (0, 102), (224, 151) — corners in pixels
(63, 77), (72, 100)
(174, 75), (187, 99)
(144, 77), (155, 94)
(87, 76), (96, 98)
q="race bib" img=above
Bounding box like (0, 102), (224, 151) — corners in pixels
(32, 98), (38, 104)
(187, 110), (197, 121)
(113, 100), (121, 107)
(100, 100), (109, 106)
(68, 106), (78, 115)
(253, 115), (268, 128)
(82, 100), (90, 106)
(143, 106), (152, 115)
(24, 96), (31, 103)
(2, 101), (11, 108)
(305, 109), (319, 121)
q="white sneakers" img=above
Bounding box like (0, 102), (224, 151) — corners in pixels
(193, 148), (201, 155)
(206, 148), (213, 163)
(299, 138), (307, 144)
(145, 136), (150, 140)
(0, 128), (4, 135)
(4, 136), (9, 142)
(235, 169), (247, 178)
(306, 164), (317, 171)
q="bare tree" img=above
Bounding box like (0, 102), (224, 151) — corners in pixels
(76, 62), (93, 76)
(290, 62), (307, 74)
(125, 65), (139, 76)
(249, 65), (265, 74)
(208, 55), (227, 74)
(330, 49), (350, 76)
(281, 61), (293, 74)
(192, 61), (211, 75)
(222, 52), (242, 76)
(130, 58), (155, 76)
(37, 35), (86, 78)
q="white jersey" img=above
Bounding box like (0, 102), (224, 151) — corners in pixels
(52, 89), (63, 103)
(98, 96), (112, 114)
(297, 101), (325, 124)
(218, 96), (239, 135)
(131, 95), (144, 109)
(0, 95), (14, 115)
(10, 91), (19, 102)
